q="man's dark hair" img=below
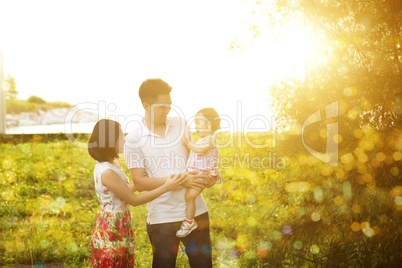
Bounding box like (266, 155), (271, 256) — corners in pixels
(197, 108), (221, 133)
(88, 119), (121, 162)
(139, 78), (172, 104)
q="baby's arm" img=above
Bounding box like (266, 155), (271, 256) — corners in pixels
(183, 136), (217, 155)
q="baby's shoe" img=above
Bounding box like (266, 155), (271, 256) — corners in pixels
(176, 220), (198, 238)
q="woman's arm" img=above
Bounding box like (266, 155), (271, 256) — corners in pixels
(130, 168), (207, 192)
(101, 170), (186, 206)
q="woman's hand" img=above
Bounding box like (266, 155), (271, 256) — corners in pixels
(164, 174), (187, 191)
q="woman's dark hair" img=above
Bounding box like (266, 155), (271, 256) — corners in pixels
(139, 78), (172, 104)
(197, 108), (221, 133)
(88, 119), (121, 162)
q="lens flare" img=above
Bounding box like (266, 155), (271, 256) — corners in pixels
(334, 196), (344, 206)
(394, 196), (402, 206)
(283, 225), (292, 235)
(392, 151), (402, 161)
(351, 222), (360, 232)
(40, 240), (50, 249)
(341, 153), (354, 164)
(310, 244), (320, 254)
(390, 167), (399, 176)
(311, 212), (321, 222)
(352, 204), (361, 214)
(293, 240), (303, 250)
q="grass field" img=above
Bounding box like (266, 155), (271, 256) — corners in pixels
(0, 130), (401, 267)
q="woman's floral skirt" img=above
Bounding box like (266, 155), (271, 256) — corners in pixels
(91, 209), (135, 268)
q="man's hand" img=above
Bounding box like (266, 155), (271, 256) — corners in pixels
(204, 174), (217, 188)
(181, 170), (207, 191)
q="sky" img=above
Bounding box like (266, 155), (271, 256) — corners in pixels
(0, 0), (316, 132)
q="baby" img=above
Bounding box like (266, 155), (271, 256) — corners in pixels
(176, 108), (222, 237)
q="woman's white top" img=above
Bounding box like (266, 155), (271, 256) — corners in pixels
(93, 161), (131, 213)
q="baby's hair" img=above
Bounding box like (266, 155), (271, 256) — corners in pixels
(197, 108), (221, 133)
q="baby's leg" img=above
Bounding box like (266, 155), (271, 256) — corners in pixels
(185, 188), (203, 220)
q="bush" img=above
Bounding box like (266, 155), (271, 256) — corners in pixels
(27, 96), (46, 104)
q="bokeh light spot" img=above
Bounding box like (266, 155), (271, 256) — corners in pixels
(310, 244), (320, 254)
(360, 140), (374, 151)
(352, 204), (361, 214)
(351, 222), (360, 232)
(357, 154), (368, 163)
(360, 221), (370, 229)
(313, 187), (324, 203)
(311, 212), (321, 222)
(63, 181), (76, 192)
(335, 169), (345, 179)
(40, 240), (50, 249)
(285, 181), (310, 193)
(293, 240), (303, 250)
(362, 125), (374, 135)
(202, 245), (212, 254)
(244, 250), (256, 260)
(2, 159), (13, 170)
(272, 230), (283, 241)
(343, 87), (357, 96)
(362, 226), (374, 237)
(247, 217), (258, 227)
(257, 248), (269, 258)
(55, 196), (66, 208)
(334, 196), (344, 206)
(354, 129), (363, 138)
(283, 225), (292, 235)
(390, 167), (399, 176)
(67, 243), (78, 252)
(333, 134), (342, 144)
(341, 153), (354, 164)
(258, 241), (271, 257)
(342, 181), (352, 201)
(320, 166), (333, 176)
(390, 186), (402, 198)
(392, 151), (402, 161)
(395, 196), (402, 206)
(376, 152), (386, 162)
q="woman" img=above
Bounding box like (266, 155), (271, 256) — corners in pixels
(88, 119), (185, 267)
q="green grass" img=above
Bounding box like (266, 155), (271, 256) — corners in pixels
(0, 131), (401, 267)
(6, 99), (71, 114)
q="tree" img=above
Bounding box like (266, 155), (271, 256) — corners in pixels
(233, 0), (402, 130)
(4, 74), (18, 100)
(229, 1), (402, 266)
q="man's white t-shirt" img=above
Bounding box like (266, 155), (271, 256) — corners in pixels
(124, 117), (208, 225)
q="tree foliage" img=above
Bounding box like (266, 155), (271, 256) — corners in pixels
(4, 74), (18, 100)
(235, 0), (402, 130)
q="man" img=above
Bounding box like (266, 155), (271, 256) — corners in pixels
(124, 78), (216, 268)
